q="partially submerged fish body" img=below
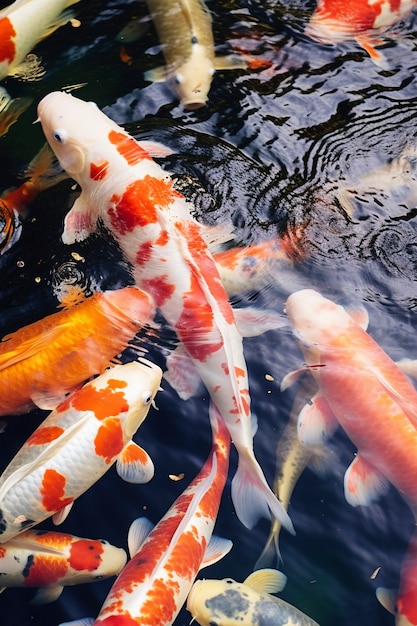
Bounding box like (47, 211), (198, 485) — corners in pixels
(145, 0), (246, 108)
(0, 359), (162, 543)
(0, 0), (79, 81)
(187, 568), (320, 626)
(37, 90), (294, 534)
(0, 287), (154, 416)
(0, 528), (127, 604)
(305, 0), (417, 62)
(0, 86), (32, 138)
(61, 404), (232, 626)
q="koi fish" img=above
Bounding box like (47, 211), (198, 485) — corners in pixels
(0, 528), (127, 604)
(59, 404), (232, 626)
(186, 568), (320, 626)
(305, 0), (417, 63)
(0, 0), (80, 81)
(0, 86), (32, 138)
(144, 0), (246, 109)
(0, 286), (154, 416)
(285, 288), (417, 626)
(0, 358), (162, 543)
(37, 90), (294, 534)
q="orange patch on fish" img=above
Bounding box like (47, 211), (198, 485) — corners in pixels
(0, 546), (6, 558)
(0, 17), (16, 63)
(69, 539), (104, 571)
(108, 129), (152, 165)
(40, 469), (73, 512)
(23, 554), (68, 586)
(141, 275), (175, 306)
(94, 417), (124, 464)
(27, 426), (65, 446)
(96, 615), (140, 626)
(166, 529), (205, 580)
(68, 380), (129, 421)
(134, 577), (181, 624)
(90, 160), (109, 180)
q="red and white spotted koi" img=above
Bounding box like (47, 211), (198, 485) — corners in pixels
(0, 359), (162, 543)
(59, 404), (232, 626)
(306, 0), (417, 62)
(0, 0), (79, 81)
(36, 90), (294, 534)
(0, 527), (127, 604)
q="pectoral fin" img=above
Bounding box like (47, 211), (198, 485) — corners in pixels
(214, 55), (247, 71)
(127, 517), (154, 557)
(52, 501), (74, 525)
(344, 454), (389, 507)
(30, 583), (64, 605)
(62, 196), (98, 244)
(297, 392), (337, 446)
(244, 568), (287, 595)
(116, 441), (154, 484)
(164, 343), (203, 400)
(200, 535), (233, 568)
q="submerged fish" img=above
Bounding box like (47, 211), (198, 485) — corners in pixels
(0, 0), (79, 81)
(285, 288), (417, 626)
(305, 0), (417, 63)
(0, 359), (162, 543)
(0, 528), (127, 604)
(0, 86), (32, 138)
(144, 0), (246, 109)
(59, 404), (232, 626)
(0, 286), (154, 416)
(37, 90), (294, 534)
(187, 568), (320, 626)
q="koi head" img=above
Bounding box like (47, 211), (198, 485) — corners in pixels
(60, 537), (127, 585)
(187, 578), (260, 626)
(172, 44), (214, 110)
(36, 91), (120, 180)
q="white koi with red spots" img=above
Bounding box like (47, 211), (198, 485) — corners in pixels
(59, 404), (232, 626)
(0, 359), (162, 543)
(0, 0), (79, 81)
(0, 528), (127, 604)
(37, 90), (294, 534)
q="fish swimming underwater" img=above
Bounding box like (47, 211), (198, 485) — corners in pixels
(0, 359), (162, 543)
(37, 90), (294, 535)
(0, 0), (79, 81)
(144, 0), (246, 108)
(0, 286), (154, 416)
(305, 0), (417, 63)
(0, 528), (127, 604)
(59, 403), (232, 626)
(285, 288), (417, 626)
(0, 86), (32, 138)
(186, 568), (320, 626)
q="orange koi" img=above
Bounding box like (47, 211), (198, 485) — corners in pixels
(0, 286), (154, 416)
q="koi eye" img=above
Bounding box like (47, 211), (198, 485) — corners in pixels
(53, 129), (67, 143)
(174, 75), (182, 85)
(225, 578), (235, 584)
(143, 391), (153, 405)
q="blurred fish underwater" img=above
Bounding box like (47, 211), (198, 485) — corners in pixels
(1, 0), (417, 625)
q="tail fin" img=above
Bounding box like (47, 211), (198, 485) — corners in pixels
(231, 450), (295, 534)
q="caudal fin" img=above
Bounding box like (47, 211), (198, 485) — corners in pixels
(231, 450), (295, 534)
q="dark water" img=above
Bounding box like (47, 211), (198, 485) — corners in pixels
(1, 0), (417, 624)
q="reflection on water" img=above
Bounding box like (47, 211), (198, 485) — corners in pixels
(1, 0), (417, 624)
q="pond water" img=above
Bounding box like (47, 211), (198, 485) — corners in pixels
(1, 1), (417, 625)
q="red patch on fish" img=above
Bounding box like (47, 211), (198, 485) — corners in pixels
(312, 0), (403, 30)
(90, 161), (109, 180)
(40, 469), (73, 512)
(69, 539), (104, 571)
(136, 240), (153, 265)
(23, 554), (68, 586)
(108, 176), (181, 234)
(27, 426), (65, 446)
(96, 615), (141, 626)
(94, 417), (124, 463)
(64, 379), (129, 420)
(0, 546), (6, 558)
(0, 18), (16, 64)
(108, 130), (152, 165)
(141, 275), (175, 306)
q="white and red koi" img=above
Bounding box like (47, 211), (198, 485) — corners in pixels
(0, 0), (79, 81)
(36, 90), (294, 534)
(285, 288), (417, 626)
(60, 404), (232, 626)
(0, 359), (162, 543)
(306, 0), (417, 63)
(0, 286), (154, 416)
(0, 527), (127, 604)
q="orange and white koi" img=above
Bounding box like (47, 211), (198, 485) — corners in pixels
(305, 0), (417, 62)
(37, 90), (294, 534)
(0, 528), (127, 604)
(284, 288), (417, 626)
(144, 0), (246, 109)
(0, 286), (154, 416)
(59, 404), (232, 626)
(0, 359), (162, 543)
(0, 0), (79, 81)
